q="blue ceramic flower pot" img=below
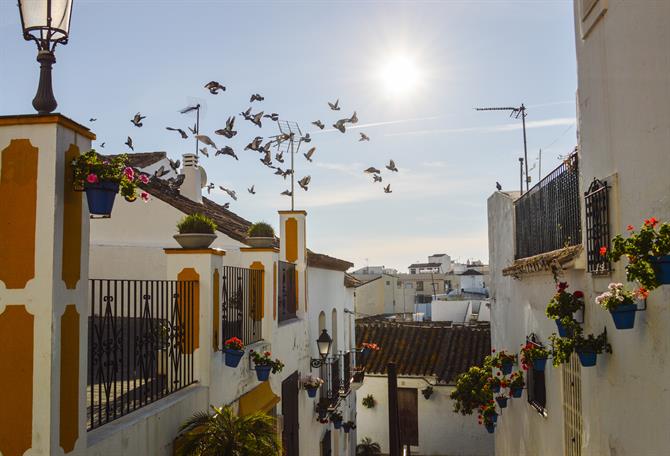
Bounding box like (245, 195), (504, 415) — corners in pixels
(491, 413), (498, 423)
(495, 397), (508, 408)
(501, 360), (514, 375)
(555, 319), (572, 337)
(510, 386), (523, 398)
(533, 357), (548, 372)
(85, 181), (119, 217)
(307, 387), (318, 398)
(491, 384), (501, 393)
(577, 350), (597, 367)
(255, 365), (272, 381)
(653, 256), (670, 284)
(610, 303), (637, 330)
(485, 422), (495, 434)
(333, 420), (343, 429)
(224, 349), (244, 368)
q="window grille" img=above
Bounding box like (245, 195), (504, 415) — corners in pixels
(584, 178), (611, 274)
(526, 334), (547, 414)
(562, 353), (583, 456)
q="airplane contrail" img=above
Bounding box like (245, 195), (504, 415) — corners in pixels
(313, 115), (441, 134)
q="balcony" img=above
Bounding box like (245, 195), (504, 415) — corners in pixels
(221, 266), (263, 346)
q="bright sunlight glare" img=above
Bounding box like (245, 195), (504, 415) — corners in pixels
(379, 54), (422, 97)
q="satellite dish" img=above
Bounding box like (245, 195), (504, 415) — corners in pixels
(199, 166), (207, 189)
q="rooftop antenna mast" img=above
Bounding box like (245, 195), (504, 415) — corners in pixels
(475, 104), (529, 193)
(273, 120), (304, 211)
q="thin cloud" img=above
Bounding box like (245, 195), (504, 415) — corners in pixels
(314, 116), (440, 134)
(384, 117), (576, 138)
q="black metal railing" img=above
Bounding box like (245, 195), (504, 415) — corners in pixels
(221, 266), (263, 346)
(515, 153), (581, 259)
(584, 178), (611, 273)
(278, 261), (297, 322)
(342, 352), (351, 395)
(319, 355), (343, 405)
(87, 279), (197, 430)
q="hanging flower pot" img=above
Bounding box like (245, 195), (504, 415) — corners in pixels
(306, 387), (318, 398)
(301, 374), (324, 398)
(333, 420), (343, 429)
(491, 383), (501, 393)
(250, 349), (284, 381)
(576, 350), (597, 367)
(485, 422), (495, 434)
(652, 256), (670, 284)
(609, 303), (638, 330)
(491, 350), (516, 375)
(501, 360), (513, 375)
(510, 386), (523, 398)
(495, 396), (508, 409)
(85, 181), (119, 217)
(343, 422), (352, 433)
(255, 365), (271, 381)
(596, 284), (645, 330)
(532, 357), (548, 372)
(555, 319), (573, 337)
(224, 349), (244, 368)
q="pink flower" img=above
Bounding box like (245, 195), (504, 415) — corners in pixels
(86, 173), (98, 184)
(123, 167), (135, 180)
(139, 174), (150, 184)
(140, 191), (149, 202)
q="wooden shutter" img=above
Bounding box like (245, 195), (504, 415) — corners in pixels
(281, 372), (300, 456)
(397, 388), (419, 446)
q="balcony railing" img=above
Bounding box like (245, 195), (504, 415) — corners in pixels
(221, 266), (263, 346)
(515, 153), (581, 259)
(278, 261), (297, 322)
(87, 279), (197, 430)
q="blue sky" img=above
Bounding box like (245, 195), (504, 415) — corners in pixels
(0, 0), (577, 271)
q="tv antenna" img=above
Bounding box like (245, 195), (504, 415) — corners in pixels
(475, 104), (529, 193)
(271, 120), (305, 211)
(179, 98), (207, 157)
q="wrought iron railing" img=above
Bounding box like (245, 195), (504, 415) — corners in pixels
(221, 266), (263, 346)
(87, 279), (197, 430)
(342, 352), (351, 395)
(584, 178), (611, 273)
(278, 261), (297, 322)
(515, 153), (581, 259)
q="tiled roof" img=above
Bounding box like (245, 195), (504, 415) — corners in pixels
(307, 251), (353, 272)
(344, 273), (362, 288)
(355, 321), (491, 384)
(408, 262), (441, 268)
(123, 151), (168, 168)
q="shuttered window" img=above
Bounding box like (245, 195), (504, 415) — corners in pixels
(398, 388), (419, 446)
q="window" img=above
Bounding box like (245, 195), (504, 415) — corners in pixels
(397, 280), (401, 288)
(416, 281), (424, 292)
(584, 178), (611, 274)
(527, 363), (547, 413)
(562, 353), (583, 456)
(404, 283), (413, 289)
(398, 388), (418, 446)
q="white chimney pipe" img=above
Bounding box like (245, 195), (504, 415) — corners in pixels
(179, 153), (204, 204)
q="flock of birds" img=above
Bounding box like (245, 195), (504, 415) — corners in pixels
(91, 80), (399, 209)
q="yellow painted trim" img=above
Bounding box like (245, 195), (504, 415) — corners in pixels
(164, 248), (226, 256)
(285, 217), (298, 263)
(0, 114), (96, 140)
(278, 210), (307, 215)
(238, 381), (280, 415)
(0, 305), (34, 456)
(178, 268), (200, 353)
(60, 305), (79, 453)
(250, 262), (265, 320)
(0, 139), (38, 289)
(213, 269), (220, 351)
(273, 262), (277, 321)
(240, 247), (279, 253)
(62, 144), (82, 290)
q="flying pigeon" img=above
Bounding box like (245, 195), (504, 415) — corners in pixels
(215, 116), (237, 138)
(312, 120), (325, 130)
(200, 147), (209, 158)
(216, 146), (238, 160)
(89, 118), (97, 122)
(260, 150), (273, 166)
(328, 99), (340, 111)
(359, 132), (370, 141)
(298, 175), (311, 191)
(131, 112), (146, 127)
(100, 142), (105, 148)
(348, 111), (358, 124)
(373, 174), (382, 183)
(333, 119), (346, 134)
(206, 183), (215, 194)
(251, 111), (264, 128)
(281, 190), (293, 197)
(364, 167), (381, 174)
(384, 184), (392, 194)
(386, 160), (398, 172)
(154, 165), (169, 178)
(125, 136), (134, 151)
(168, 158), (181, 172)
(245, 136), (263, 151)
(189, 124), (197, 135)
(303, 147), (316, 162)
(275, 151), (285, 163)
(179, 105), (199, 114)
(222, 202), (230, 210)
(204, 81), (226, 94)
(301, 133), (311, 143)
(166, 127), (188, 139)
(240, 107), (252, 120)
(282, 169), (293, 179)
(260, 141), (274, 154)
(496, 181), (502, 191)
(250, 93), (265, 102)
(263, 113), (279, 121)
(168, 174), (185, 189)
(248, 185), (256, 194)
(219, 186), (237, 201)
(195, 134), (217, 149)
(274, 167), (285, 176)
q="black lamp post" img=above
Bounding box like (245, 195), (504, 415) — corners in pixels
(310, 329), (333, 368)
(18, 0), (73, 114)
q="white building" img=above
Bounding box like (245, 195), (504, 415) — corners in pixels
(488, 2), (670, 455)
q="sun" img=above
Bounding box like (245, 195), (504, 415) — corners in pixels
(378, 54), (422, 97)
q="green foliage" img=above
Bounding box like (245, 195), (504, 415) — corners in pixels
(356, 437), (382, 456)
(247, 222), (275, 238)
(609, 219), (670, 290)
(175, 406), (281, 456)
(489, 350), (517, 369)
(546, 282), (584, 320)
(573, 331), (611, 355)
(549, 334), (575, 367)
(71, 150), (144, 201)
(362, 394), (376, 409)
(508, 371), (525, 389)
(449, 364), (493, 415)
(177, 213), (217, 234)
(249, 350), (284, 374)
(519, 342), (550, 370)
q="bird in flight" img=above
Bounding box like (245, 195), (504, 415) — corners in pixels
(298, 176), (311, 191)
(302, 133), (312, 143)
(384, 184), (392, 194)
(219, 186), (237, 201)
(168, 174), (185, 190)
(154, 165), (169, 178)
(216, 146), (239, 160)
(250, 93), (264, 103)
(100, 142), (105, 148)
(200, 147), (209, 158)
(359, 132), (370, 141)
(333, 119), (347, 134)
(260, 150), (273, 167)
(496, 182), (502, 191)
(189, 124), (197, 135)
(215, 116), (237, 138)
(245, 136), (263, 151)
(264, 113), (279, 121)
(312, 120), (325, 130)
(168, 158), (181, 172)
(206, 183), (215, 194)
(275, 151), (285, 163)
(373, 174), (382, 183)
(240, 107), (252, 121)
(166, 127), (188, 139)
(304, 147), (316, 162)
(89, 118), (97, 122)
(250, 111), (264, 128)
(281, 190), (293, 197)
(195, 134), (217, 149)
(348, 111), (358, 124)
(204, 81), (226, 94)
(328, 99), (340, 111)
(364, 166), (381, 174)
(386, 160), (398, 172)
(248, 185), (256, 195)
(125, 136), (134, 151)
(179, 105), (199, 114)
(222, 202), (230, 209)
(131, 112), (146, 127)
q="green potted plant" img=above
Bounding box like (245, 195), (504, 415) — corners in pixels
(450, 361), (493, 415)
(549, 334), (575, 367)
(329, 410), (344, 429)
(301, 374), (324, 398)
(356, 437), (381, 455)
(223, 337), (244, 368)
(573, 331), (611, 368)
(249, 350), (284, 381)
(421, 385), (434, 400)
(362, 394), (376, 409)
(71, 150), (147, 217)
(546, 282), (584, 337)
(488, 375), (504, 393)
(508, 371), (525, 398)
(246, 222), (276, 248)
(519, 341), (551, 372)
(607, 218), (670, 289)
(478, 401), (497, 434)
(596, 283), (645, 330)
(490, 349), (517, 375)
(175, 213), (218, 249)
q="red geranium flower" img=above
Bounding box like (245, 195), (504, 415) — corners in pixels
(627, 225), (635, 231)
(573, 290), (584, 299)
(599, 246), (607, 257)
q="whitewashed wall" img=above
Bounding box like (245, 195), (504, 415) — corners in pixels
(356, 376), (494, 456)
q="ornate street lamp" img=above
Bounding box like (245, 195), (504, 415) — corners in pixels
(310, 329), (333, 368)
(18, 0), (73, 114)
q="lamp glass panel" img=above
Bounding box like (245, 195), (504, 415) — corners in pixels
(19, 0), (48, 30)
(19, 0), (72, 41)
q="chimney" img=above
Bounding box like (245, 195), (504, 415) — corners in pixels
(179, 153), (205, 204)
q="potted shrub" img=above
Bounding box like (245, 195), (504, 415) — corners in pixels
(301, 374), (324, 398)
(250, 350), (284, 381)
(549, 334), (575, 367)
(362, 394), (376, 409)
(356, 437), (380, 454)
(71, 150), (147, 217)
(360, 342), (381, 357)
(519, 342), (551, 372)
(329, 410), (343, 429)
(596, 283), (646, 330)
(491, 350), (516, 375)
(421, 385), (434, 400)
(223, 337), (244, 368)
(450, 361), (493, 416)
(246, 222), (276, 248)
(478, 401), (498, 433)
(508, 372), (525, 398)
(573, 331), (611, 368)
(607, 218), (670, 289)
(488, 375), (503, 393)
(351, 367), (365, 390)
(175, 213), (218, 249)
(546, 282), (584, 337)
(495, 394), (509, 409)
